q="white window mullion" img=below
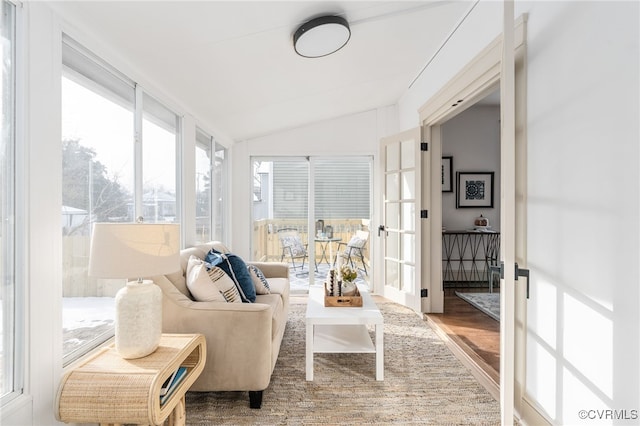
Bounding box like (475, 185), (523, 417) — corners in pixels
(134, 84), (143, 220)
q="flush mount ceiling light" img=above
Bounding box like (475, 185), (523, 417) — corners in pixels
(293, 15), (350, 58)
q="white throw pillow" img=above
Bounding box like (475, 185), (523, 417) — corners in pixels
(186, 255), (226, 302)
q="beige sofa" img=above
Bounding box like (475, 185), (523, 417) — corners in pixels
(149, 242), (290, 408)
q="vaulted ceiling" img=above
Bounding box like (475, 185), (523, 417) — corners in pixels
(51, 1), (476, 142)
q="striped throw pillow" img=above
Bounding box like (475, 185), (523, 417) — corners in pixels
(207, 266), (242, 303)
(247, 264), (271, 295)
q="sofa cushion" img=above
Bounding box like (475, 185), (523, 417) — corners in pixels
(205, 250), (257, 303)
(169, 246), (210, 297)
(264, 277), (288, 297)
(247, 264), (270, 295)
(196, 241), (231, 255)
(186, 255), (227, 302)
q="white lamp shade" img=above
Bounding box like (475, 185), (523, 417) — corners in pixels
(89, 223), (180, 279)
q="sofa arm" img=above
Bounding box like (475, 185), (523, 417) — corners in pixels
(154, 275), (275, 392)
(247, 261), (289, 279)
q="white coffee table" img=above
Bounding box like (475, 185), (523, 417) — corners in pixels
(305, 284), (384, 381)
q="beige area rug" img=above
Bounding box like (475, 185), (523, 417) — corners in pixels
(185, 301), (500, 425)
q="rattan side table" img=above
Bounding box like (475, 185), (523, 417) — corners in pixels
(56, 333), (206, 426)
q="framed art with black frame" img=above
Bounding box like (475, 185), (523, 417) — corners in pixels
(456, 171), (494, 208)
(442, 156), (453, 192)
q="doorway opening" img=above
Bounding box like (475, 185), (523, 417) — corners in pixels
(431, 88), (501, 393)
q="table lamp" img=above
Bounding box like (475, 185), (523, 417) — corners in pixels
(88, 222), (180, 359)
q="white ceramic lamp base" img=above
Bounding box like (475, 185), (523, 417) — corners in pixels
(115, 280), (162, 359)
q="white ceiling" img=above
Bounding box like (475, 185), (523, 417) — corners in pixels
(51, 1), (475, 142)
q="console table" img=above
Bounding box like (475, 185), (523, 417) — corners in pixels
(56, 333), (206, 426)
(442, 230), (500, 287)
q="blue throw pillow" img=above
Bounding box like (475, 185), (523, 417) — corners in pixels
(205, 249), (256, 303)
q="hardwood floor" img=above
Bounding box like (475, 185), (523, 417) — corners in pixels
(426, 289), (500, 393)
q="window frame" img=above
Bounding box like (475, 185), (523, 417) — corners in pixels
(195, 127), (213, 244)
(194, 127), (227, 244)
(1, 0), (25, 407)
(61, 36), (183, 366)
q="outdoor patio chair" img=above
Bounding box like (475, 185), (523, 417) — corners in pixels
(277, 228), (315, 273)
(335, 230), (369, 275)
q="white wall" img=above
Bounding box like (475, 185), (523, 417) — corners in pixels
(522, 1), (639, 423)
(442, 105), (501, 231)
(398, 1), (503, 130)
(230, 107), (398, 263)
(398, 1), (639, 424)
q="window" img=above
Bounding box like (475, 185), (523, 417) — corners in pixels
(195, 128), (212, 243)
(61, 37), (182, 364)
(61, 38), (135, 364)
(1, 0), (21, 404)
(212, 142), (227, 242)
(195, 128), (226, 244)
(142, 92), (178, 224)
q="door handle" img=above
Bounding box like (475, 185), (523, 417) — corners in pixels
(490, 262), (531, 299)
(377, 225), (387, 237)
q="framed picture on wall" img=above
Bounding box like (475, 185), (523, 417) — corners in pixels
(456, 171), (494, 208)
(442, 156), (453, 192)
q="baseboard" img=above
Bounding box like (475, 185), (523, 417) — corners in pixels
(519, 395), (552, 425)
(425, 314), (499, 401)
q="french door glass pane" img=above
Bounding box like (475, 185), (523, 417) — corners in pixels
(401, 139), (415, 168)
(142, 93), (177, 224)
(386, 143), (399, 170)
(402, 170), (415, 199)
(402, 264), (415, 292)
(386, 232), (399, 259)
(386, 172), (399, 201)
(402, 202), (415, 232)
(385, 260), (399, 289)
(386, 202), (399, 230)
(402, 233), (415, 263)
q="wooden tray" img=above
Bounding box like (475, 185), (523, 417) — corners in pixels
(324, 283), (363, 307)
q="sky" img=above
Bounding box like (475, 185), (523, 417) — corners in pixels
(61, 77), (179, 194)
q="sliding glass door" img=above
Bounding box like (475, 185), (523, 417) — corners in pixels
(251, 157), (309, 266)
(250, 156), (372, 292)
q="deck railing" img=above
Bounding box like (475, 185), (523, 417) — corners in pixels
(252, 219), (370, 264)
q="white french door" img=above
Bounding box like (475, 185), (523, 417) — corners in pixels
(379, 128), (423, 312)
(416, 9), (530, 423)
